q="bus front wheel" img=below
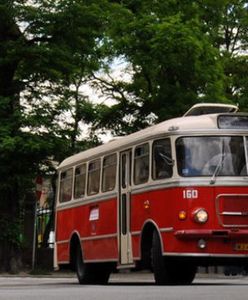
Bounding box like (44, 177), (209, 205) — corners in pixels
(76, 245), (111, 284)
(152, 230), (196, 285)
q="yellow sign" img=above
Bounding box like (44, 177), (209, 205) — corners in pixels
(234, 243), (248, 251)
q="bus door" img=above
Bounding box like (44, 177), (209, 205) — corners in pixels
(119, 150), (133, 265)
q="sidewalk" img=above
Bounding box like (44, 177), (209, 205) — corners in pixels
(0, 270), (76, 278)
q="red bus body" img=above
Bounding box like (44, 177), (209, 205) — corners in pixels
(55, 107), (248, 284)
(56, 186), (248, 263)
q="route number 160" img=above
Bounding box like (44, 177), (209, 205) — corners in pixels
(183, 189), (198, 199)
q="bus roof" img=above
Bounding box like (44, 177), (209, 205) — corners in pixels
(59, 112), (248, 170)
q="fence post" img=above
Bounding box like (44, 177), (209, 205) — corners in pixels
(32, 176), (43, 270)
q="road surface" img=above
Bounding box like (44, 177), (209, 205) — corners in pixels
(0, 272), (248, 300)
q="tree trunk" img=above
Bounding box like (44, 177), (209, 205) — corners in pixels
(0, 5), (23, 272)
(0, 181), (22, 273)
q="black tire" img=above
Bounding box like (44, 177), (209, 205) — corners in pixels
(76, 245), (111, 285)
(92, 263), (112, 284)
(152, 230), (170, 285)
(152, 230), (196, 285)
(170, 263), (196, 285)
(76, 244), (91, 284)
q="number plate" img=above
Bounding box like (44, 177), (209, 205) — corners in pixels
(234, 243), (248, 251)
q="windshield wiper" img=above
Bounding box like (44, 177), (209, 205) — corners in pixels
(210, 140), (225, 185)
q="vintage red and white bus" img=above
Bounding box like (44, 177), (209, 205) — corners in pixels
(54, 103), (248, 285)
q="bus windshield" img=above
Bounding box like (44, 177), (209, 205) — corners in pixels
(176, 136), (247, 177)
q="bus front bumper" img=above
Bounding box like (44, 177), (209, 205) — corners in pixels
(175, 229), (248, 240)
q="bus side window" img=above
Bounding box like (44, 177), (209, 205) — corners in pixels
(59, 169), (73, 203)
(134, 144), (149, 185)
(87, 159), (101, 195)
(153, 139), (173, 180)
(74, 164), (86, 199)
(102, 154), (117, 192)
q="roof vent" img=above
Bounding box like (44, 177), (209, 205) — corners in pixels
(184, 103), (238, 117)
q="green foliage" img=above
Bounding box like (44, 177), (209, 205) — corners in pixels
(0, 216), (22, 248)
(96, 1), (224, 131)
(196, 0), (248, 109)
(93, 0), (247, 134)
(1, 0), (110, 162)
(0, 0), (110, 259)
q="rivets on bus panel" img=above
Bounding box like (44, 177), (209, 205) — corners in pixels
(144, 200), (150, 210)
(198, 239), (207, 249)
(178, 211), (187, 220)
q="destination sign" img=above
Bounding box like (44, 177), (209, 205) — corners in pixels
(218, 115), (248, 129)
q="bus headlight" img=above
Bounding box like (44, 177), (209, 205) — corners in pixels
(193, 208), (208, 223)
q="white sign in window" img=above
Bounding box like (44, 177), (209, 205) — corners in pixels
(89, 207), (99, 221)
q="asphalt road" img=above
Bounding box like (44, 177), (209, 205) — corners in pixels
(1, 272), (248, 300)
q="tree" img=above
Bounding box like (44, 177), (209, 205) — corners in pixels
(0, 0), (109, 272)
(198, 0), (248, 109)
(96, 0), (225, 134)
(94, 0), (248, 134)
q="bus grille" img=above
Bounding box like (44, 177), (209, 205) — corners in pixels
(216, 194), (248, 227)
